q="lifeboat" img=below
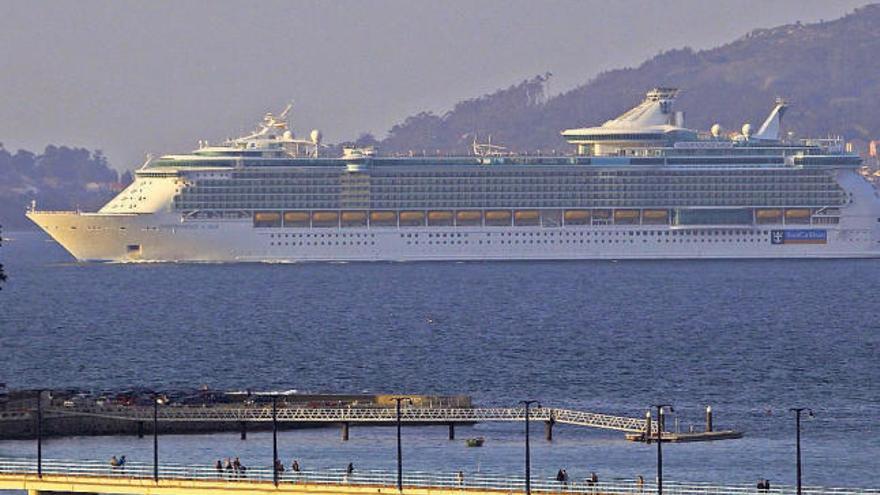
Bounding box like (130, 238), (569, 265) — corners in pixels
(254, 212), (281, 223)
(312, 211), (339, 224)
(512, 210), (537, 222)
(254, 211), (281, 228)
(456, 210), (482, 224)
(756, 209), (782, 218)
(756, 209), (783, 223)
(514, 210), (539, 226)
(614, 209), (640, 224)
(785, 208), (811, 224)
(428, 211), (454, 225)
(342, 211), (367, 221)
(399, 211), (425, 225)
(283, 211), (309, 222)
(485, 210), (512, 225)
(283, 211), (309, 227)
(592, 209), (611, 219)
(564, 210), (590, 224)
(515, 211), (539, 220)
(785, 209), (811, 218)
(370, 211), (397, 225)
(642, 209), (668, 224)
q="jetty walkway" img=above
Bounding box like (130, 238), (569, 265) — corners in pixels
(0, 458), (876, 495)
(50, 405), (647, 431)
(41, 405), (740, 442)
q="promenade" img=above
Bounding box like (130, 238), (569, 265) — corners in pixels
(0, 458), (877, 495)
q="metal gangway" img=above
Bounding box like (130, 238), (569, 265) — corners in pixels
(0, 457), (877, 495)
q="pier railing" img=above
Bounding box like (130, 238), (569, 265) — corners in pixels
(0, 457), (877, 495)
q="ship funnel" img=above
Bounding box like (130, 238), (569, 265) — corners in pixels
(753, 98), (787, 141)
(674, 111), (685, 128)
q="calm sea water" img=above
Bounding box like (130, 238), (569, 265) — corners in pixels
(0, 232), (878, 487)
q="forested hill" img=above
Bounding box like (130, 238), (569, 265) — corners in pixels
(372, 4), (880, 154)
(0, 145), (130, 230)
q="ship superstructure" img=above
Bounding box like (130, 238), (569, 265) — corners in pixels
(28, 89), (880, 261)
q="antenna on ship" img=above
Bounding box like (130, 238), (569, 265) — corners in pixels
(139, 153), (154, 170)
(473, 134), (507, 157)
(279, 101), (293, 122)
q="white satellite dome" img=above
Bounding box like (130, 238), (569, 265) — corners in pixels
(710, 124), (723, 137)
(741, 123), (752, 138)
(310, 129), (322, 144)
(282, 130), (293, 140)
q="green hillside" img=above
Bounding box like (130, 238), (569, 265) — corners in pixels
(376, 4), (880, 154)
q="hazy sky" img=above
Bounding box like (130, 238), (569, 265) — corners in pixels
(0, 0), (868, 171)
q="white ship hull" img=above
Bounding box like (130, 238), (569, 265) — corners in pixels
(26, 210), (880, 262)
(25, 91), (880, 263)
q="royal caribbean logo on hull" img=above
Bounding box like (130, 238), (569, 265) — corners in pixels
(771, 229), (827, 245)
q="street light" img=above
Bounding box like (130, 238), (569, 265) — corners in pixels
(650, 404), (673, 495)
(153, 394), (161, 483)
(35, 390), (43, 479)
(392, 397), (413, 493)
(520, 400), (541, 495)
(789, 408), (814, 495)
(272, 395), (279, 486)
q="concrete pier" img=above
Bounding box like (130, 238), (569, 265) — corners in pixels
(448, 423), (455, 440)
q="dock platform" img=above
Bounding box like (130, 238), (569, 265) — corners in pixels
(625, 430), (744, 443)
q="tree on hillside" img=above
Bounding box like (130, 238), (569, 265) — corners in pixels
(0, 225), (6, 290)
(373, 5), (880, 152)
(1, 144), (121, 230)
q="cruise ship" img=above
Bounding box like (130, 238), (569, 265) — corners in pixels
(27, 88), (880, 261)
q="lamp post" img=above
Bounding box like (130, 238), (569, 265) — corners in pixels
(153, 394), (160, 482)
(650, 404), (673, 495)
(272, 395), (279, 486)
(36, 390), (43, 479)
(392, 397), (412, 493)
(789, 408), (813, 495)
(520, 400), (540, 495)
